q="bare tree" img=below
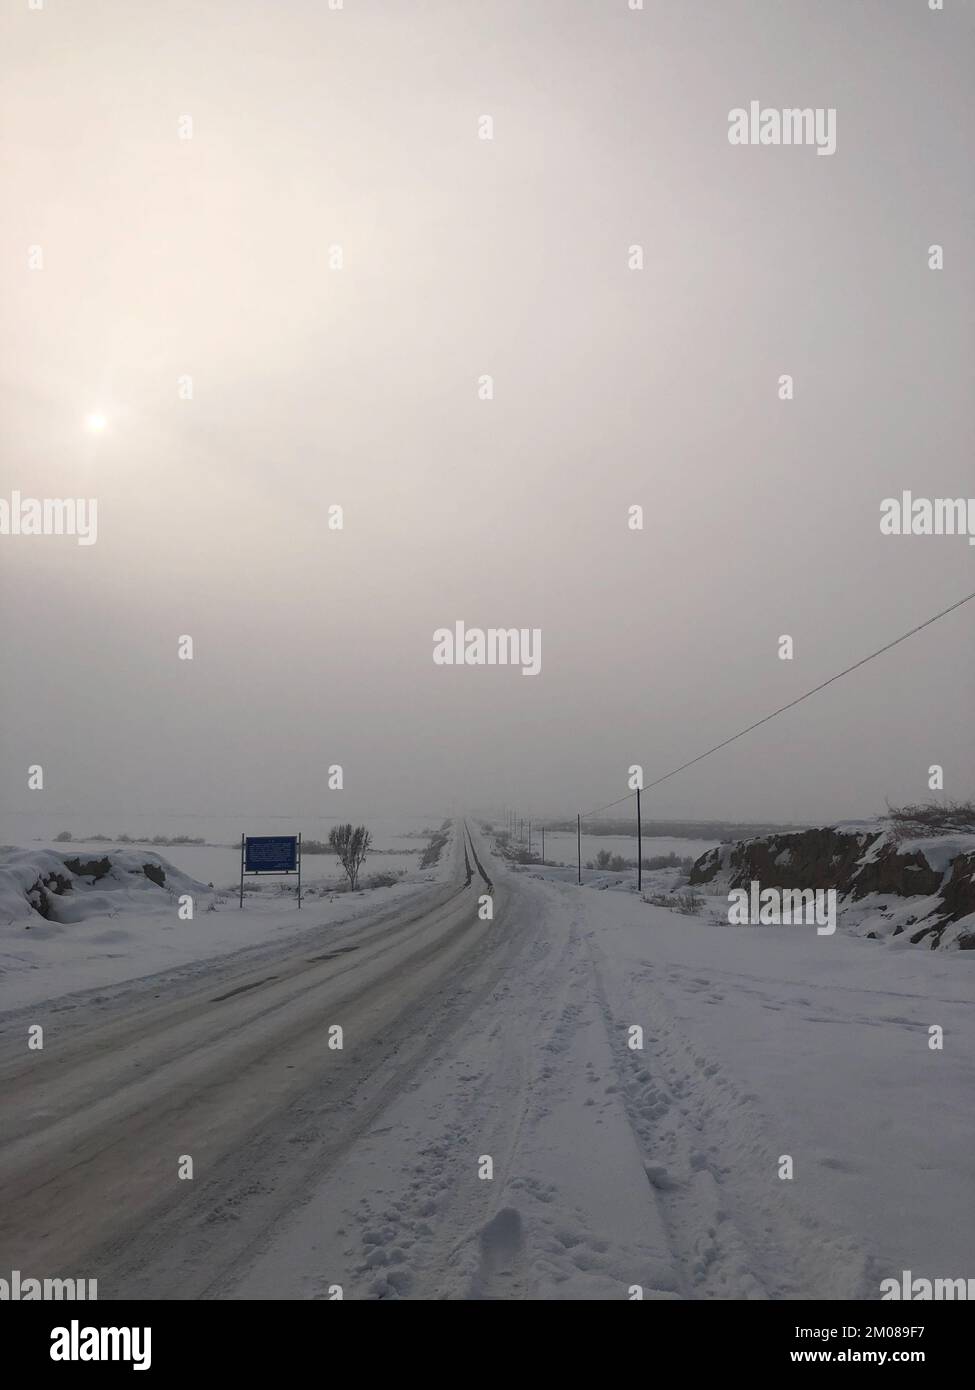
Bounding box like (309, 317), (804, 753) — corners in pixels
(328, 823), (372, 891)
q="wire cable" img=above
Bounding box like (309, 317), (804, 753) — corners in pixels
(578, 586), (975, 820)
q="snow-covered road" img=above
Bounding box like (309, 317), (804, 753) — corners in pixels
(1, 821), (971, 1300)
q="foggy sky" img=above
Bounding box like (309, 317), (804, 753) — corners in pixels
(2, 0), (973, 836)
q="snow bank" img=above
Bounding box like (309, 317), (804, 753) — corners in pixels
(0, 845), (209, 928)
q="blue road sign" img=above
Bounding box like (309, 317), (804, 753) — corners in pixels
(245, 836), (298, 873)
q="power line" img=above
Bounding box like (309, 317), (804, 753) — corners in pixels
(579, 585), (975, 820)
(579, 791), (635, 821)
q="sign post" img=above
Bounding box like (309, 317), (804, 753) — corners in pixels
(239, 833), (302, 909)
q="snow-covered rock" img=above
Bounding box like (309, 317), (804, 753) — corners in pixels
(688, 822), (975, 949)
(0, 845), (208, 928)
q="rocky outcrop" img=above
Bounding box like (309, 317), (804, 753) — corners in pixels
(62, 855), (112, 881)
(26, 870), (74, 920)
(689, 825), (975, 950)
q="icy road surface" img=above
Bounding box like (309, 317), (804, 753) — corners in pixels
(1, 822), (972, 1299)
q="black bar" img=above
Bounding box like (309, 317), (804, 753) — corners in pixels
(4, 1299), (968, 1373)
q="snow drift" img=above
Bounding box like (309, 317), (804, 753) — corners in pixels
(0, 846), (209, 927)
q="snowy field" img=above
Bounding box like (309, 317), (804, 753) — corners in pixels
(25, 836), (427, 893)
(0, 812), (438, 880)
(0, 822), (453, 1011)
(0, 814), (437, 894)
(531, 831), (719, 868)
(228, 852), (975, 1298)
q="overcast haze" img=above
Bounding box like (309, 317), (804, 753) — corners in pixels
(2, 0), (973, 837)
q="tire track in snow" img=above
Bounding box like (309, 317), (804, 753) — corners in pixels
(582, 931), (871, 1299)
(405, 857), (682, 1299)
(463, 820), (493, 892)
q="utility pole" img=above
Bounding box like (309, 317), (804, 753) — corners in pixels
(636, 787), (642, 894)
(577, 813), (582, 885)
(541, 826), (545, 863)
(528, 819), (532, 857)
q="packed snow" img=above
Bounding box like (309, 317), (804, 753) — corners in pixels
(226, 835), (975, 1299)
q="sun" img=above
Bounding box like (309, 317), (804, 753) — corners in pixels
(86, 413), (108, 432)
